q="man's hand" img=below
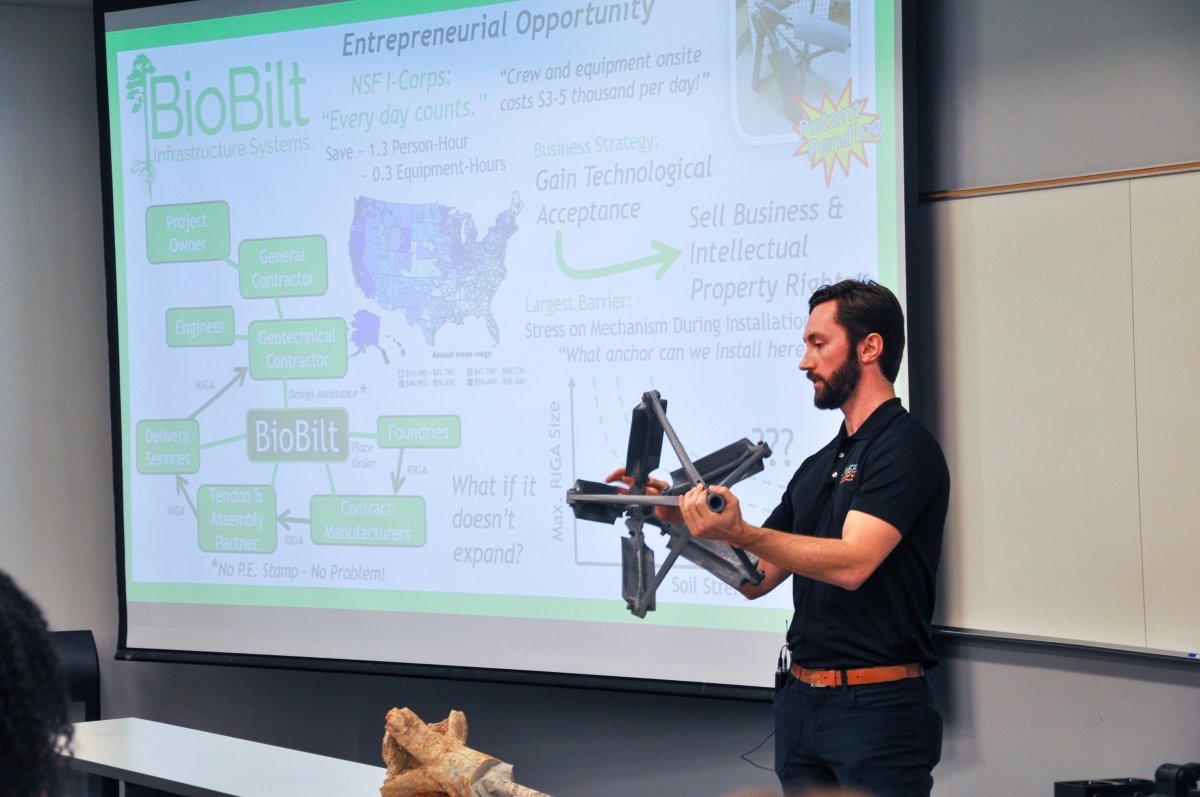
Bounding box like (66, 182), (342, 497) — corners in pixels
(605, 467), (682, 524)
(678, 486), (793, 600)
(678, 485), (747, 544)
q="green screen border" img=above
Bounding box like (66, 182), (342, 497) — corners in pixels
(875, 0), (899, 294)
(107, 0), (515, 52)
(127, 581), (792, 632)
(108, 39), (133, 585)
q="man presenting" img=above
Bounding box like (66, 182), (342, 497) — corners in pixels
(612, 280), (949, 797)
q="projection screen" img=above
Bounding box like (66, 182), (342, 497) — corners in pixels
(103, 0), (906, 689)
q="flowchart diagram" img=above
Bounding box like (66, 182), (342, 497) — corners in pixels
(135, 200), (462, 555)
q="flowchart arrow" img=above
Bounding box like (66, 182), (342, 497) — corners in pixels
(189, 367), (248, 420)
(277, 509), (310, 531)
(555, 231), (681, 280)
(175, 475), (197, 518)
(390, 449), (406, 494)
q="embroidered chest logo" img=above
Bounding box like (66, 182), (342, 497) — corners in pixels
(840, 464), (859, 483)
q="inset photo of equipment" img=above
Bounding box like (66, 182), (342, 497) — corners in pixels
(732, 0), (853, 141)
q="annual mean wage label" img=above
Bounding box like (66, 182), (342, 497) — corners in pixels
(239, 236), (328, 298)
(166, 306), (235, 347)
(198, 484), (276, 553)
(247, 318), (347, 380)
(146, 201), (230, 263)
(310, 495), (425, 547)
(135, 419), (200, 474)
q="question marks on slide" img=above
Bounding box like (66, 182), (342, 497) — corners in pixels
(515, 543), (523, 564)
(752, 427), (793, 467)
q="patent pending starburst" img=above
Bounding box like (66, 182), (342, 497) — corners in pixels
(792, 80), (882, 186)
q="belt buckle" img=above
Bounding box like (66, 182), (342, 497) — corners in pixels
(808, 671), (831, 687)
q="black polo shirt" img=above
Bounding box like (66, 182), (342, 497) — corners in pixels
(762, 398), (949, 670)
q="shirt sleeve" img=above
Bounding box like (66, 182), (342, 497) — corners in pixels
(850, 429), (944, 536)
(761, 472), (797, 532)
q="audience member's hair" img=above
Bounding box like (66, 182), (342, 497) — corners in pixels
(0, 570), (72, 797)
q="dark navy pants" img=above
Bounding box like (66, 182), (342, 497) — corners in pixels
(774, 674), (943, 797)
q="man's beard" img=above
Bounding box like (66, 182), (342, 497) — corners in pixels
(810, 352), (862, 410)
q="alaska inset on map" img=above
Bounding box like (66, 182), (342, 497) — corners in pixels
(349, 192), (523, 345)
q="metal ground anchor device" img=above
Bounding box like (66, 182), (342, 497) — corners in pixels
(566, 390), (771, 617)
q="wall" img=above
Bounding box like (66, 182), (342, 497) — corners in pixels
(0, 0), (119, 712)
(0, 2), (1198, 796)
(915, 170), (1200, 653)
(914, 0), (1200, 192)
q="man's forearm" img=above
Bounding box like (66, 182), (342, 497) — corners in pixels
(679, 487), (901, 591)
(736, 523), (872, 591)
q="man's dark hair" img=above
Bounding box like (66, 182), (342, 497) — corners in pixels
(0, 570), (72, 797)
(808, 280), (906, 382)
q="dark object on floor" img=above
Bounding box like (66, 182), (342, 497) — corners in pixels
(1156, 764), (1200, 796)
(1053, 779), (1154, 797)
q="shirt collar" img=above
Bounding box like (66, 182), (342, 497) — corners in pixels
(840, 397), (905, 442)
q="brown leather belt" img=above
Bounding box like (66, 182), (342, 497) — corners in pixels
(791, 662), (923, 687)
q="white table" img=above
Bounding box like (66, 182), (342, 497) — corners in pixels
(66, 718), (386, 797)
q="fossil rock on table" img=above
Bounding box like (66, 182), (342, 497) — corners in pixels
(380, 707), (553, 797)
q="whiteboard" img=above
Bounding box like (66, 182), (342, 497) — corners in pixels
(921, 169), (1200, 658)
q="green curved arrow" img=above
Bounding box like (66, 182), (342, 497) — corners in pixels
(555, 231), (681, 280)
(188, 367), (247, 420)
